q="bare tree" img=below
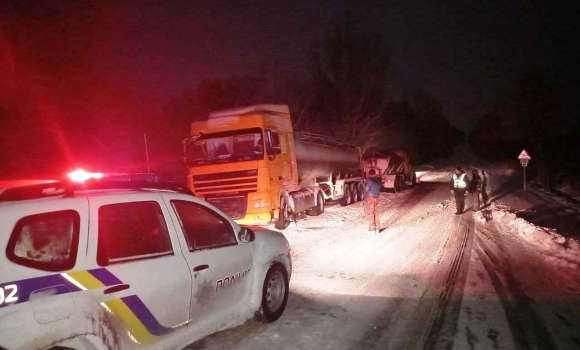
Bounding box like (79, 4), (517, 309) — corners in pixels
(304, 22), (402, 151)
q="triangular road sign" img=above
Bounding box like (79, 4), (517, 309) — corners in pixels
(518, 149), (531, 160)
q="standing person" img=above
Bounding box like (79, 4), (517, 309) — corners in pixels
(364, 168), (382, 232)
(450, 166), (469, 214)
(470, 169), (482, 211)
(481, 169), (489, 206)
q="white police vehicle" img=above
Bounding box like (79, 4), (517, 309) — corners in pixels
(0, 171), (291, 350)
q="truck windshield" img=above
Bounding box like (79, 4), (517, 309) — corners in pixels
(185, 128), (264, 166)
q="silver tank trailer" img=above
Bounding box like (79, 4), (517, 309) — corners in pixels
(293, 132), (361, 187)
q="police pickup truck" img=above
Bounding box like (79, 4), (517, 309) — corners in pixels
(0, 171), (291, 350)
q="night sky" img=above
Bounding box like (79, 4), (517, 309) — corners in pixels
(1, 0), (577, 175)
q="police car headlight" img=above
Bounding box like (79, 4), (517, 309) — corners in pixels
(253, 201), (269, 209)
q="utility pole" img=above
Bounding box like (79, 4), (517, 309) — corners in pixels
(144, 133), (151, 173)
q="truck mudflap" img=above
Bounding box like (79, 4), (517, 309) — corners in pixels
(288, 188), (316, 214)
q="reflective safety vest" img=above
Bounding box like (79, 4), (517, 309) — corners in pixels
(453, 173), (467, 189)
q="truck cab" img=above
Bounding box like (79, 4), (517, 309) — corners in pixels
(183, 105), (299, 226)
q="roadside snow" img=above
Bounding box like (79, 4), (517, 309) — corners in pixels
(475, 205), (580, 269)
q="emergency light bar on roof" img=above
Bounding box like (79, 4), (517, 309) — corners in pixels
(208, 104), (290, 118)
(0, 172), (192, 202)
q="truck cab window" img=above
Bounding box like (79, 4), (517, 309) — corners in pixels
(184, 128), (264, 165)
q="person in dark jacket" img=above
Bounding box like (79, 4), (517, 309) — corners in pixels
(450, 166), (470, 214)
(364, 168), (382, 232)
(469, 169), (482, 211)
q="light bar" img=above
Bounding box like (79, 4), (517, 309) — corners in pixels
(67, 169), (104, 183)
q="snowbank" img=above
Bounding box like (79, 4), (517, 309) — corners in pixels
(475, 199), (580, 269)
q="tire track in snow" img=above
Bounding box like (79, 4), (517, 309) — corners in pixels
(422, 213), (475, 350)
(350, 185), (475, 350)
(474, 222), (558, 350)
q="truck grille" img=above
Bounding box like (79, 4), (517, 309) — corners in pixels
(206, 194), (247, 219)
(192, 169), (258, 195)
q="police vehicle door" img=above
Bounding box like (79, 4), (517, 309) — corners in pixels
(163, 195), (253, 328)
(85, 194), (192, 345)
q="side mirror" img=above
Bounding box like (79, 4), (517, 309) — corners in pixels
(238, 227), (256, 243)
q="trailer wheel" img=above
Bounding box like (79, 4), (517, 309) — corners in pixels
(395, 177), (403, 192)
(308, 192), (324, 216)
(340, 186), (352, 206)
(350, 184), (359, 202)
(275, 197), (290, 230)
(358, 183), (365, 201)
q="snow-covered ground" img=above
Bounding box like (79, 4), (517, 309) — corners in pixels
(184, 164), (580, 350)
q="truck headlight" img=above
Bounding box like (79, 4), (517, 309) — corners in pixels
(252, 201), (269, 209)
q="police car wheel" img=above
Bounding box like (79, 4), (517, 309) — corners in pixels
(256, 264), (289, 322)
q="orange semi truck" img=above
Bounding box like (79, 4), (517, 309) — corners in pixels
(183, 104), (364, 229)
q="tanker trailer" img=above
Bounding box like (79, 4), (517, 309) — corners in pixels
(183, 104), (365, 230)
(294, 132), (364, 202)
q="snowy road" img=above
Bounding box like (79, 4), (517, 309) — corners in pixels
(185, 169), (580, 350)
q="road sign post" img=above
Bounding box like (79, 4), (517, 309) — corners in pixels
(518, 150), (531, 191)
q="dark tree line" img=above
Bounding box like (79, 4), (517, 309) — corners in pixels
(163, 23), (462, 166)
(470, 68), (579, 190)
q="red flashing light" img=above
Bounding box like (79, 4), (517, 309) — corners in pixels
(67, 169), (103, 183)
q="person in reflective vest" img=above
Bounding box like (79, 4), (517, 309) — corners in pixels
(364, 168), (382, 232)
(450, 166), (470, 214)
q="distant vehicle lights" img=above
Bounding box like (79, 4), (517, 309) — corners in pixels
(67, 169), (103, 183)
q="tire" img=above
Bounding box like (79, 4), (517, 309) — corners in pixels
(393, 178), (400, 193)
(340, 185), (352, 206)
(255, 264), (289, 322)
(350, 184), (359, 202)
(411, 173), (417, 186)
(358, 183), (365, 201)
(275, 196), (290, 230)
(398, 177), (404, 192)
(308, 192), (324, 216)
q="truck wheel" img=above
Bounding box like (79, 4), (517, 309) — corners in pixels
(308, 192), (324, 216)
(275, 197), (290, 230)
(358, 183), (365, 201)
(340, 186), (352, 206)
(393, 179), (400, 193)
(255, 264), (289, 322)
(350, 184), (359, 202)
(411, 173), (417, 186)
